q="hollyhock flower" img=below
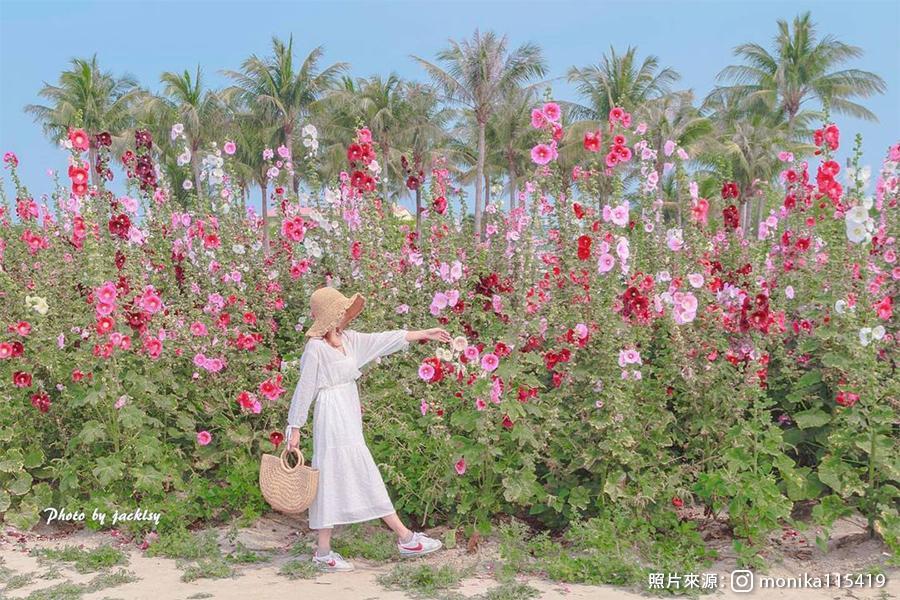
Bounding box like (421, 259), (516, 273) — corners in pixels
(502, 414), (514, 429)
(542, 102), (561, 122)
(691, 198), (709, 225)
(481, 353), (499, 372)
(144, 336), (162, 358)
(31, 392), (50, 413)
(610, 204), (629, 227)
(13, 371), (32, 387)
(356, 128), (373, 144)
(451, 336), (468, 352)
(269, 431), (285, 448)
(464, 345), (480, 362)
(197, 431), (212, 445)
(859, 327), (873, 346)
(395, 304), (410, 314)
(875, 296), (893, 320)
(26, 295), (49, 315)
(583, 130), (602, 152)
(475, 397), (487, 411)
(0, 343), (12, 359)
(223, 141), (236, 155)
(420, 400), (429, 416)
(276, 144), (290, 159)
(785, 286), (795, 299)
(778, 151), (794, 162)
(16, 321), (31, 336)
(96, 281), (118, 304)
(418, 362), (436, 382)
(68, 128), (89, 151)
(138, 287), (163, 314)
(531, 143), (555, 165)
(455, 457), (466, 475)
(530, 109), (546, 129)
(598, 253), (615, 273)
(687, 273), (704, 288)
(664, 140), (676, 156)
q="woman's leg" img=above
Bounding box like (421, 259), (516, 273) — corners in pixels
(315, 527), (334, 555)
(382, 512), (413, 543)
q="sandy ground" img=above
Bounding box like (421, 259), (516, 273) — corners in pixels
(0, 511), (897, 600)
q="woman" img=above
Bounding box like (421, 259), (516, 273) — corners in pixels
(285, 286), (451, 572)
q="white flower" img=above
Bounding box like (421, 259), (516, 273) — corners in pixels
(872, 325), (886, 340)
(436, 347), (453, 362)
(171, 123), (185, 139)
(26, 295), (49, 315)
(232, 244), (245, 255)
(176, 150), (192, 166)
(846, 220), (870, 244)
(304, 239), (323, 258)
(834, 300), (847, 314)
(324, 188), (340, 205)
(368, 160), (381, 175)
(301, 124), (318, 139)
(451, 336), (468, 352)
(859, 327), (873, 346)
(846, 205), (869, 224)
(182, 179), (194, 190)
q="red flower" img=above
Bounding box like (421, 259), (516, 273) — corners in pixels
(13, 371), (32, 388)
(671, 496), (684, 508)
(68, 165), (89, 185)
(722, 205), (740, 230)
(573, 203), (585, 219)
(501, 414), (514, 429)
(406, 176), (420, 190)
(835, 391), (859, 407)
(433, 196), (447, 214)
(875, 296), (893, 320)
(96, 316), (115, 335)
(15, 321), (31, 336)
(583, 130), (602, 153)
(108, 214), (131, 239)
(721, 181), (740, 200)
(30, 391), (51, 413)
(350, 240), (362, 260)
(350, 170), (367, 189)
(68, 128), (90, 152)
(347, 143), (363, 163)
(269, 432), (284, 448)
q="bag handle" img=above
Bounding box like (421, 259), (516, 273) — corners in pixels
(280, 447), (306, 472)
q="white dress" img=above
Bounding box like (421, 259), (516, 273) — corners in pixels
(284, 328), (410, 529)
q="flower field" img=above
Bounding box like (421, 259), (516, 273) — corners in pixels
(1, 89), (899, 571)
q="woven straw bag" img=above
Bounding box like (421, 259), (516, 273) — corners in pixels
(259, 448), (319, 514)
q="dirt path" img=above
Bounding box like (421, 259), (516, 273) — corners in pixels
(1, 515), (897, 600)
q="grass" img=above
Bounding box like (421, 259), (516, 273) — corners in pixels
(278, 558), (320, 579)
(377, 563), (471, 598)
(5, 571), (36, 590)
(180, 557), (235, 582)
(226, 542), (271, 564)
(32, 544), (128, 573)
(332, 523), (398, 561)
(478, 581), (541, 600)
(82, 569), (139, 592)
(145, 528), (221, 560)
(496, 509), (716, 592)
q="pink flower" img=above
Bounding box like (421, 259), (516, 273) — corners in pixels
(395, 304), (410, 314)
(68, 128), (89, 151)
(96, 281), (118, 304)
(454, 457), (467, 475)
(610, 204), (629, 227)
(420, 400), (429, 416)
(223, 141), (236, 155)
(418, 363), (436, 381)
(190, 322), (208, 336)
(197, 431), (212, 446)
(276, 144), (291, 159)
(356, 128), (373, 144)
(530, 109), (546, 129)
(687, 273), (704, 288)
(664, 140), (676, 156)
(531, 143), (555, 165)
(144, 336), (162, 359)
(778, 151), (794, 162)
(542, 102), (561, 123)
(475, 398), (487, 411)
(597, 254), (615, 273)
(464, 345), (480, 362)
(480, 353), (499, 372)
(138, 286), (163, 314)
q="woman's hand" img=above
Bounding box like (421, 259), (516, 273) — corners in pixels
(288, 428), (301, 450)
(423, 327), (451, 343)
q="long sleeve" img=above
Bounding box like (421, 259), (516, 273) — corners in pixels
(284, 342), (320, 442)
(346, 329), (410, 370)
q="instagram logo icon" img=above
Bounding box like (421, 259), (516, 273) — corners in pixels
(731, 570), (754, 593)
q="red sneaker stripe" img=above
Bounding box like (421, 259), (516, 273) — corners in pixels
(402, 542), (423, 552)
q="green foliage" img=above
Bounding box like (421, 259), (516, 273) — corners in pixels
(331, 523), (398, 561)
(377, 563), (471, 598)
(278, 558), (320, 580)
(32, 544), (127, 573)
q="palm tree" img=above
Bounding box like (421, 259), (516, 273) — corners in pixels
(224, 36), (347, 192)
(487, 88), (542, 210)
(397, 82), (455, 233)
(26, 55), (139, 185)
(143, 66), (225, 199)
(567, 46), (680, 121)
(229, 109), (281, 250)
(708, 11), (886, 128)
(413, 30), (547, 238)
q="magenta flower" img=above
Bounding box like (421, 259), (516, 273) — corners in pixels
(531, 144), (555, 165)
(475, 398), (487, 411)
(530, 109), (546, 129)
(418, 363), (436, 381)
(223, 141), (236, 155)
(138, 286), (163, 314)
(464, 345), (480, 362)
(455, 457), (467, 475)
(481, 353), (499, 372)
(542, 102), (561, 123)
(197, 431), (212, 446)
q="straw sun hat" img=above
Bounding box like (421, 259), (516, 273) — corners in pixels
(305, 286), (365, 337)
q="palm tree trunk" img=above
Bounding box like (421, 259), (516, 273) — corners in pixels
(88, 146), (99, 188)
(508, 160), (516, 212)
(415, 185), (422, 237)
(475, 120), (486, 240)
(484, 171), (491, 209)
(260, 181), (269, 255)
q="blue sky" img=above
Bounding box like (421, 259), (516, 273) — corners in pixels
(1, 0), (898, 214)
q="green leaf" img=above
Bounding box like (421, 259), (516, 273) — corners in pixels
(797, 370), (822, 388)
(0, 449), (24, 472)
(821, 353), (848, 369)
(77, 420), (106, 444)
(0, 489), (10, 512)
(9, 471), (33, 495)
(793, 408), (831, 429)
(23, 448), (45, 469)
(92, 457), (125, 486)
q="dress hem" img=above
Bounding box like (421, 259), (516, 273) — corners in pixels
(309, 507), (397, 530)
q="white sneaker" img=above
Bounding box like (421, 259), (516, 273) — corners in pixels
(398, 531), (443, 557)
(312, 550), (354, 572)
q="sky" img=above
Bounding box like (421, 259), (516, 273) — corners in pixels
(1, 0), (898, 215)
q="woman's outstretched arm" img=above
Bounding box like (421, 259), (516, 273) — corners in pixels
(405, 328), (451, 343)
